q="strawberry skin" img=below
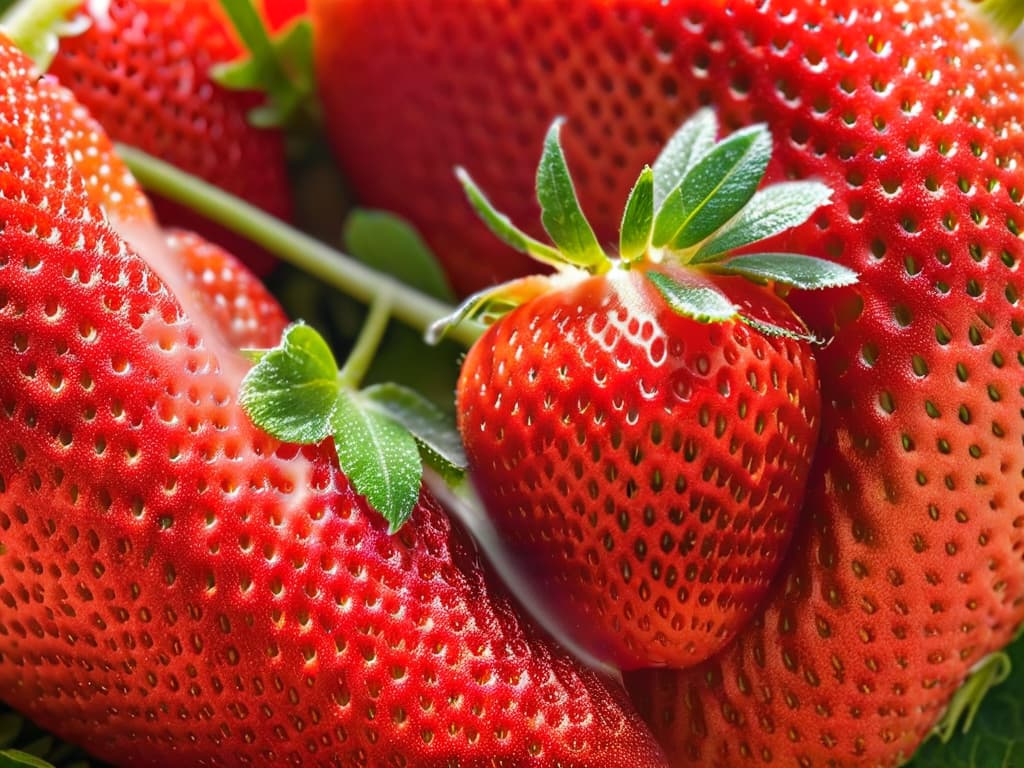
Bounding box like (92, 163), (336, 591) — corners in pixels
(458, 267), (820, 670)
(0, 36), (665, 767)
(48, 0), (292, 275)
(314, 0), (1024, 764)
(163, 228), (290, 350)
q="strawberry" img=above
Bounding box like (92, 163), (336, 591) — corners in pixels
(39, 0), (294, 274)
(440, 112), (851, 671)
(316, 0), (1024, 764)
(0, 34), (667, 767)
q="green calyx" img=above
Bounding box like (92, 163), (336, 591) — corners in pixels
(932, 650), (1012, 743)
(212, 0), (320, 133)
(240, 315), (467, 535)
(976, 0), (1024, 39)
(0, 0), (90, 70)
(436, 108), (857, 342)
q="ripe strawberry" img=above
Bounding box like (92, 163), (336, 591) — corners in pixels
(444, 112), (850, 671)
(0, 34), (666, 767)
(44, 0), (293, 274)
(317, 0), (1024, 764)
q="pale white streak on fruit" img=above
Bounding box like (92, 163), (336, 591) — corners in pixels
(423, 470), (622, 680)
(86, 0), (113, 29)
(114, 220), (253, 384)
(604, 267), (667, 367)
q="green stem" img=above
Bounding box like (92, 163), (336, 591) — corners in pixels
(337, 290), (393, 388)
(0, 0), (82, 70)
(116, 144), (484, 349)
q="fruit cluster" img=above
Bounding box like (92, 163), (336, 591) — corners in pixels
(1, 1), (1024, 767)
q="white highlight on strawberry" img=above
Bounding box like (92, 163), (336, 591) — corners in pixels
(86, 0), (113, 30)
(424, 470), (623, 681)
(113, 220), (252, 385)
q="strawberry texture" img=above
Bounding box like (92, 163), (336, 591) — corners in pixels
(314, 0), (1024, 764)
(0, 33), (666, 767)
(48, 0), (292, 275)
(457, 268), (821, 670)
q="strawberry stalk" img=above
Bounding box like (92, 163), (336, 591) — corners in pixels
(0, 0), (85, 69)
(336, 290), (394, 388)
(117, 144), (483, 348)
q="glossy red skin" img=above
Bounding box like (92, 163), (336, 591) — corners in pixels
(49, 0), (292, 275)
(263, 0), (308, 31)
(164, 228), (290, 349)
(458, 268), (820, 670)
(0, 38), (666, 767)
(315, 0), (1024, 765)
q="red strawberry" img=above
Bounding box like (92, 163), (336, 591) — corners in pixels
(314, 0), (1024, 764)
(444, 113), (847, 670)
(44, 0), (293, 274)
(0, 34), (666, 767)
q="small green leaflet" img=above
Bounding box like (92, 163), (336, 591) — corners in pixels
(241, 324), (467, 532)
(978, 0), (1024, 38)
(646, 272), (737, 323)
(213, 0), (316, 129)
(455, 167), (565, 268)
(343, 209), (454, 301)
(535, 118), (606, 269)
(907, 632), (1024, 768)
(693, 181), (833, 262)
(425, 274), (552, 344)
(619, 165), (654, 263)
(653, 124), (772, 249)
(239, 322), (338, 444)
(652, 107), (718, 210)
(332, 390), (423, 534)
(0, 751), (57, 768)
(362, 383), (467, 482)
(720, 253), (859, 290)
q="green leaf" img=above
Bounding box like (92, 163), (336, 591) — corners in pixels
(362, 383), (467, 480)
(740, 315), (817, 343)
(652, 108), (718, 210)
(0, 750), (57, 768)
(646, 272), (737, 323)
(456, 167), (565, 268)
(212, 1), (317, 130)
(720, 253), (859, 290)
(907, 633), (1024, 768)
(653, 124), (772, 249)
(619, 165), (654, 263)
(343, 209), (454, 301)
(239, 322), (339, 444)
(535, 118), (606, 269)
(694, 181), (833, 262)
(332, 390), (423, 533)
(426, 274), (552, 345)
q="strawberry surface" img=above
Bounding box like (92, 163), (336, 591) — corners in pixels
(315, 0), (1024, 765)
(0, 35), (665, 768)
(48, 0), (292, 274)
(458, 268), (820, 670)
